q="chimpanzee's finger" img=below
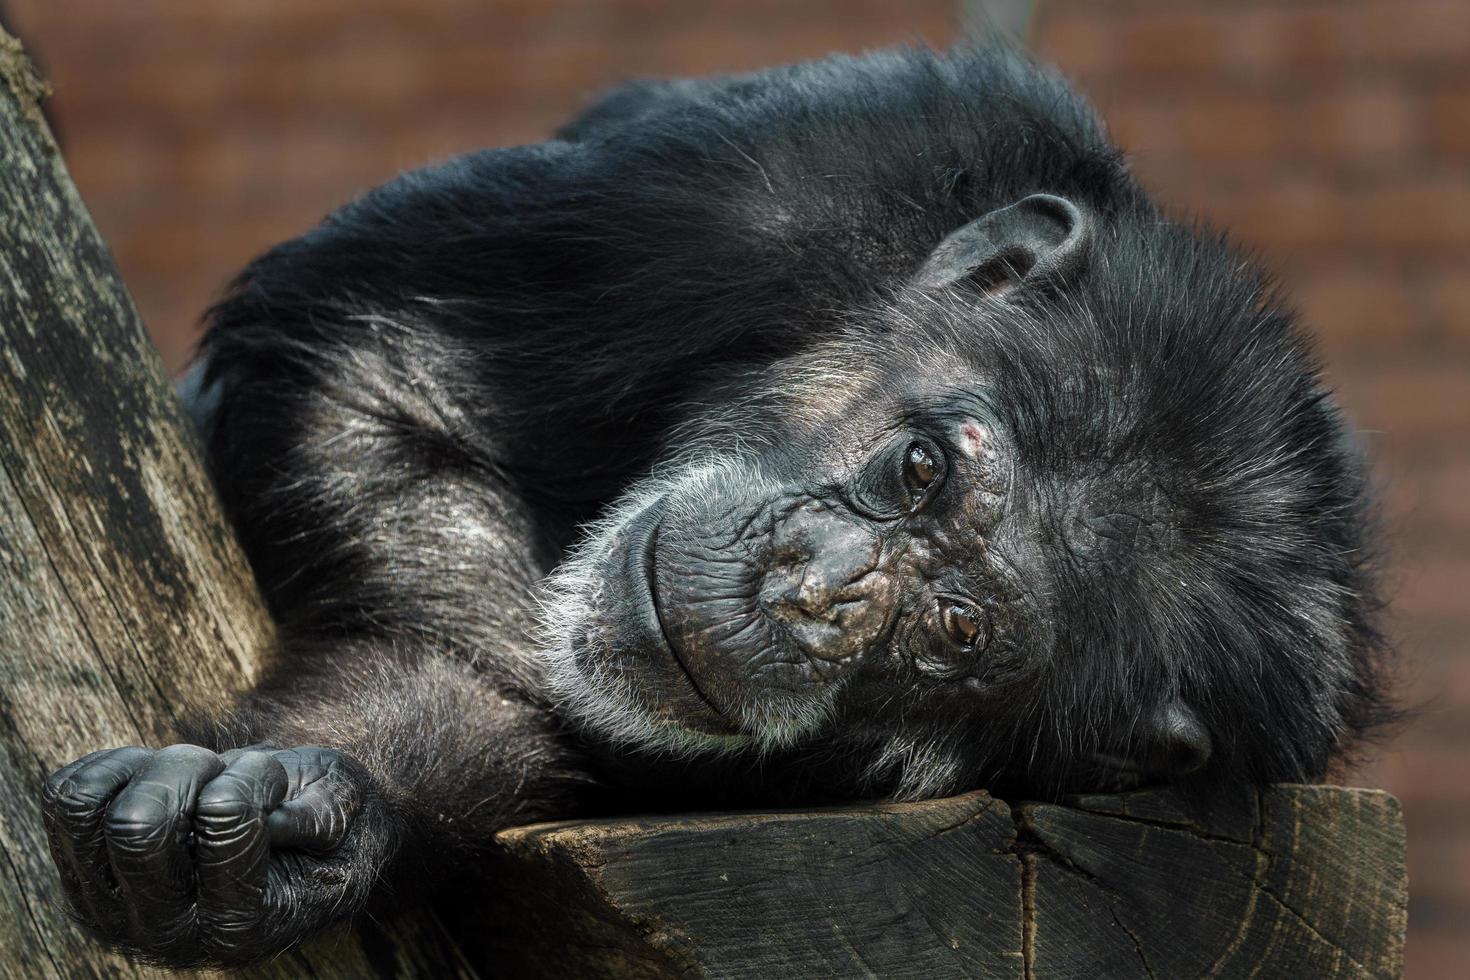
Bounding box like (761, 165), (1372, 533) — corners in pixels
(218, 743), (275, 766)
(41, 746), (154, 932)
(267, 747), (361, 853)
(103, 744), (225, 944)
(194, 750), (288, 950)
(40, 748), (114, 878)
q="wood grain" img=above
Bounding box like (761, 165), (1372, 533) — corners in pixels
(455, 785), (1406, 979)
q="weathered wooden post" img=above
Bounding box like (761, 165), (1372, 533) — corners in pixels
(457, 784), (1407, 978)
(0, 27), (1409, 980)
(0, 30), (473, 980)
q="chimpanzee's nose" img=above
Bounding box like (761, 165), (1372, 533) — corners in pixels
(786, 544), (869, 620)
(758, 504), (894, 663)
(1139, 701), (1213, 780)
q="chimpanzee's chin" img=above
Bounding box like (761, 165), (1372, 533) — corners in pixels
(614, 500), (741, 738)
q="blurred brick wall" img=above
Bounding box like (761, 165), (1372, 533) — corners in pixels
(1032, 3), (1470, 977)
(4, 1), (1465, 976)
(2, 0), (958, 373)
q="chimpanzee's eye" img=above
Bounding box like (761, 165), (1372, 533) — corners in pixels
(902, 442), (942, 507)
(848, 436), (948, 520)
(940, 600), (988, 650)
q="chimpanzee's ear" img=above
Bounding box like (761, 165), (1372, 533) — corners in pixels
(912, 193), (1091, 293)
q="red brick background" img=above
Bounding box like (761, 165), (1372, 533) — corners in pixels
(2, 0), (958, 371)
(4, 1), (1465, 975)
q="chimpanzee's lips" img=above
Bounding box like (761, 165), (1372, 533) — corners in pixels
(1085, 751), (1148, 790)
(627, 501), (737, 733)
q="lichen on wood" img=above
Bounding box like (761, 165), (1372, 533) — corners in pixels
(0, 27), (51, 128)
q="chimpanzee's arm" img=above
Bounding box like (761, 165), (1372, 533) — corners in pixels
(42, 278), (591, 965)
(45, 350), (593, 965)
(42, 646), (576, 967)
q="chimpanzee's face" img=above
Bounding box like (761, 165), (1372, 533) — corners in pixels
(538, 196), (1378, 800)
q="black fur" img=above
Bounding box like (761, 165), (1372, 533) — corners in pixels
(41, 45), (1392, 966)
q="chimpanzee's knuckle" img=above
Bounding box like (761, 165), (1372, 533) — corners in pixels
(104, 788), (176, 850)
(300, 747), (345, 784)
(295, 745), (339, 766)
(317, 749), (360, 793)
(195, 797), (253, 831)
(195, 772), (258, 828)
(217, 747), (278, 773)
(41, 766), (73, 806)
(204, 913), (271, 954)
(160, 742), (218, 762)
(41, 783), (77, 826)
(53, 765), (130, 819)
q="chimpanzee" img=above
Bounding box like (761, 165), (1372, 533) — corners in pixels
(40, 44), (1392, 966)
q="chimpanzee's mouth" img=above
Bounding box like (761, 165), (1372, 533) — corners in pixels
(629, 503), (737, 732)
(1085, 751), (1149, 791)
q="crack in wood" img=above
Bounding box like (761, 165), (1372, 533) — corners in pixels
(1018, 849), (1036, 980)
(1245, 835), (1374, 977)
(1109, 908), (1157, 980)
(1062, 804), (1256, 846)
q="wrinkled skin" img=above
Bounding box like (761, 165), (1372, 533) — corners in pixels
(41, 745), (374, 966)
(543, 347), (1221, 803)
(576, 406), (1035, 746)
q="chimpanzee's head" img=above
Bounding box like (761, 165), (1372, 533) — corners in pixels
(538, 192), (1390, 800)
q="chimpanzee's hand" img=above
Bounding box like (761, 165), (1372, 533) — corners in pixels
(40, 744), (377, 966)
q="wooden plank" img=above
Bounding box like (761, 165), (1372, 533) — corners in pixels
(473, 791), (1025, 978)
(1020, 787), (1406, 979)
(456, 785), (1405, 979)
(0, 28), (477, 980)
